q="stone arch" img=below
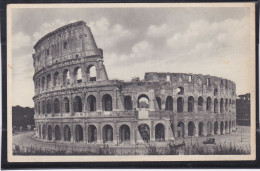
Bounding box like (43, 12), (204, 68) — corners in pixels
(54, 98), (60, 113)
(188, 96), (194, 112)
(177, 97), (184, 113)
(55, 125), (61, 141)
(74, 96), (82, 112)
(138, 94), (149, 109)
(63, 69), (70, 85)
(63, 97), (70, 113)
(206, 97), (211, 111)
(47, 74), (52, 89)
(155, 123), (165, 141)
(138, 124), (150, 142)
(177, 86), (184, 95)
(41, 76), (45, 90)
(42, 124), (46, 139)
(75, 125), (83, 142)
(53, 71), (60, 86)
(74, 67), (82, 83)
(156, 97), (162, 110)
(188, 121), (195, 136)
(87, 95), (96, 112)
(214, 98), (218, 113)
(86, 64), (97, 81)
(88, 125), (97, 143)
(220, 98), (224, 113)
(102, 94), (113, 111)
(198, 122), (204, 136)
(220, 121), (224, 134)
(214, 121), (218, 135)
(198, 96), (203, 111)
(165, 96), (173, 111)
(64, 125), (71, 141)
(47, 125), (52, 140)
(47, 99), (52, 114)
(103, 124), (113, 142)
(207, 121), (212, 135)
(119, 124), (131, 142)
(124, 96), (132, 110)
(177, 122), (185, 138)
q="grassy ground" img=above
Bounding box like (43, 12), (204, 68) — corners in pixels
(12, 126), (251, 155)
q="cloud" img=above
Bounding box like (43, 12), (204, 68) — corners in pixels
(89, 17), (133, 51)
(12, 32), (31, 49)
(32, 19), (66, 43)
(146, 24), (170, 38)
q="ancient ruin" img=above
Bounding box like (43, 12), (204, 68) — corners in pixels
(33, 21), (237, 144)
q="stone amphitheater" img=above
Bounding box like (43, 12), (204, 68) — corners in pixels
(33, 21), (237, 145)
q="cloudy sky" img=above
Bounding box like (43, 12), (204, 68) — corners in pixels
(11, 5), (254, 107)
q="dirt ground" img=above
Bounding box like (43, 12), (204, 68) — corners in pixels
(12, 126), (251, 155)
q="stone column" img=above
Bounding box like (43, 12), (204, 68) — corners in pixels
(52, 123), (55, 141)
(217, 121), (220, 135)
(61, 123), (64, 141)
(97, 122), (102, 144)
(194, 121), (198, 137)
(165, 119), (171, 141)
(194, 98), (198, 113)
(131, 122), (135, 144)
(184, 121), (188, 138)
(70, 95), (74, 116)
(150, 121), (155, 141)
(83, 122), (87, 143)
(96, 90), (102, 112)
(226, 121), (229, 134)
(85, 122), (89, 143)
(222, 122), (226, 135)
(113, 122), (118, 145)
(71, 123), (74, 142)
(149, 90), (156, 111)
(203, 121), (208, 136)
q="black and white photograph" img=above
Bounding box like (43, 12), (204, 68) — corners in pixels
(7, 3), (256, 162)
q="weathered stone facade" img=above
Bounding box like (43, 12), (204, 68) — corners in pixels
(33, 21), (237, 145)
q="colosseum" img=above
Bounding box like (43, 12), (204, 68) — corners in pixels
(33, 21), (237, 145)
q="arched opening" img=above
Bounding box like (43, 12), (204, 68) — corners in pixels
(55, 125), (61, 141)
(42, 125), (46, 139)
(41, 77), (45, 91)
(156, 97), (162, 110)
(119, 124), (131, 142)
(229, 121), (232, 132)
(124, 96), (132, 110)
(74, 96), (82, 112)
(225, 99), (228, 111)
(177, 122), (185, 138)
(102, 94), (113, 111)
(214, 121), (218, 135)
(41, 101), (45, 114)
(88, 125), (97, 143)
(177, 97), (184, 113)
(54, 72), (60, 86)
(198, 96), (203, 111)
(207, 121), (212, 136)
(170, 123), (175, 137)
(47, 100), (52, 114)
(54, 98), (60, 113)
(103, 125), (113, 142)
(64, 125), (71, 141)
(206, 97), (211, 111)
(220, 121), (224, 134)
(47, 74), (51, 89)
(220, 98), (224, 113)
(87, 95), (96, 112)
(188, 121), (195, 136)
(177, 86), (184, 95)
(198, 122), (203, 136)
(155, 123), (165, 141)
(75, 125), (83, 142)
(74, 67), (82, 83)
(63, 69), (70, 85)
(63, 97), (70, 113)
(214, 98), (218, 113)
(225, 121), (228, 133)
(188, 96), (194, 112)
(87, 65), (97, 81)
(214, 88), (218, 96)
(138, 94), (149, 109)
(138, 124), (150, 142)
(47, 125), (52, 140)
(165, 96), (173, 111)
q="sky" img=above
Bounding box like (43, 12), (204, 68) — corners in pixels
(11, 6), (253, 107)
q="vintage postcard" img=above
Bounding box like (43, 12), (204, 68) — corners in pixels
(7, 3), (256, 162)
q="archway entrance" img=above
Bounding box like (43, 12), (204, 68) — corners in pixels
(55, 125), (61, 141)
(88, 125), (97, 143)
(214, 121), (218, 135)
(119, 124), (131, 142)
(103, 125), (113, 142)
(155, 123), (165, 141)
(64, 125), (71, 141)
(220, 121), (224, 134)
(198, 122), (203, 136)
(75, 125), (83, 142)
(188, 121), (195, 136)
(48, 125), (52, 140)
(138, 124), (150, 142)
(42, 125), (46, 139)
(207, 121), (212, 136)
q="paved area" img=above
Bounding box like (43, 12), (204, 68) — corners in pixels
(12, 126), (251, 155)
